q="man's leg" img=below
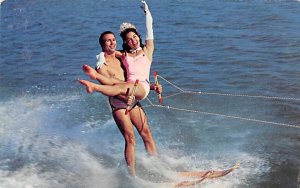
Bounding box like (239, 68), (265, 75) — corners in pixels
(130, 107), (157, 156)
(113, 109), (137, 176)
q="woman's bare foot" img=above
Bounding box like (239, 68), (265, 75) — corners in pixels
(78, 79), (95, 93)
(82, 64), (97, 80)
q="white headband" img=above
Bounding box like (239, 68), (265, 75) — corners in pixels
(119, 22), (136, 34)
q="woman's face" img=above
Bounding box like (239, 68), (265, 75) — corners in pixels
(125, 31), (140, 50)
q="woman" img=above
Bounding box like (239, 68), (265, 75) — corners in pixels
(79, 0), (154, 102)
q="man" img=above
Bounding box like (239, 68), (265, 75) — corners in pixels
(95, 31), (160, 176)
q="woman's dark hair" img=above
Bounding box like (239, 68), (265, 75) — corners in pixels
(99, 31), (115, 51)
(120, 28), (144, 52)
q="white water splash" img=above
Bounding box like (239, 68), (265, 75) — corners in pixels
(0, 95), (118, 188)
(0, 95), (271, 188)
(125, 150), (267, 188)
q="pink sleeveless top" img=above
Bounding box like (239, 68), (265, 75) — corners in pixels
(122, 54), (151, 99)
(122, 54), (151, 84)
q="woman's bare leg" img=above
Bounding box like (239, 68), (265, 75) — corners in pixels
(82, 64), (123, 85)
(78, 79), (146, 100)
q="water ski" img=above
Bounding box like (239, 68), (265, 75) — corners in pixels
(174, 163), (240, 187)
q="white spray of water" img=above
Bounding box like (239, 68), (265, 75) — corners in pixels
(122, 149), (267, 187)
(0, 95), (270, 187)
(0, 95), (119, 188)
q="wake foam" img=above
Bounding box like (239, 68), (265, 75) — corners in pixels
(0, 95), (119, 188)
(129, 150), (267, 187)
(0, 95), (270, 187)
(0, 143), (118, 188)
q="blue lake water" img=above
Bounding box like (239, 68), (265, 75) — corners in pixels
(1, 0), (300, 187)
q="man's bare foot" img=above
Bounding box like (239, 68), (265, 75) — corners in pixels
(78, 79), (95, 93)
(82, 64), (97, 80)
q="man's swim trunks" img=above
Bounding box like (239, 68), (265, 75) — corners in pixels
(108, 96), (141, 112)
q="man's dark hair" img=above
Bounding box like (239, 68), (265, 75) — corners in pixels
(99, 31), (115, 51)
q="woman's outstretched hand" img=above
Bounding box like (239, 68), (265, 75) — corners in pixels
(141, 0), (149, 13)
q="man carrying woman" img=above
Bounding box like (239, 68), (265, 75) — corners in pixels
(80, 1), (160, 176)
(79, 1), (154, 102)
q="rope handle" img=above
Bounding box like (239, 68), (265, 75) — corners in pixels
(154, 71), (163, 103)
(125, 79), (139, 115)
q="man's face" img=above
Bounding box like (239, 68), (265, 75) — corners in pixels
(103, 33), (117, 53)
